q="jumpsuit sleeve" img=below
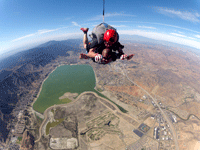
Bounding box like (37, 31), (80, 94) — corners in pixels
(114, 42), (124, 54)
(112, 42), (125, 59)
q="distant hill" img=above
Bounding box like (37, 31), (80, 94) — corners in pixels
(38, 39), (82, 48)
(0, 39), (82, 70)
(120, 34), (200, 56)
(0, 39), (82, 142)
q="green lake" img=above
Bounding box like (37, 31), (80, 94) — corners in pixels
(33, 64), (96, 113)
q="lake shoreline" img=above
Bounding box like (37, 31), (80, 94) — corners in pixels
(32, 64), (96, 113)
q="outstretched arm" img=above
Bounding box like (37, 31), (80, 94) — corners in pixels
(117, 47), (135, 60)
(79, 48), (97, 59)
(87, 48), (97, 58)
(80, 47), (104, 63)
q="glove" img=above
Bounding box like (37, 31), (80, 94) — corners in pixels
(95, 54), (103, 63)
(120, 54), (127, 60)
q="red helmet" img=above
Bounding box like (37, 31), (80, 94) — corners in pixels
(103, 29), (118, 43)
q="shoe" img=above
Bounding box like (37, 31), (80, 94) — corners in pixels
(79, 53), (89, 59)
(80, 28), (89, 33)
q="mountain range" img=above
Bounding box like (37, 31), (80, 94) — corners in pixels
(0, 39), (82, 142)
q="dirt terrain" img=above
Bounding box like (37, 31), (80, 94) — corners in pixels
(59, 92), (78, 101)
(123, 43), (200, 119)
(176, 116), (200, 150)
(87, 42), (200, 120)
(15, 42), (200, 150)
(33, 91), (155, 150)
(85, 42), (200, 149)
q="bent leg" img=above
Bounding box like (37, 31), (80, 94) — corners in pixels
(80, 28), (89, 49)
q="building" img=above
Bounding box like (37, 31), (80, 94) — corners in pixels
(172, 115), (177, 123)
(14, 119), (25, 137)
(154, 127), (160, 140)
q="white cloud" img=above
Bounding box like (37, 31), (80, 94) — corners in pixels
(38, 29), (59, 34)
(12, 27), (67, 42)
(170, 33), (186, 38)
(72, 21), (81, 27)
(154, 7), (200, 23)
(188, 37), (196, 40)
(177, 31), (184, 34)
(136, 22), (200, 34)
(118, 29), (200, 50)
(138, 26), (156, 29)
(195, 35), (200, 38)
(12, 33), (36, 42)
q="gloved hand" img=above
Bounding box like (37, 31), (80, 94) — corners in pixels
(120, 54), (127, 60)
(95, 54), (103, 63)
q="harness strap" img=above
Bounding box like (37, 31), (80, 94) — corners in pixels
(103, 0), (105, 22)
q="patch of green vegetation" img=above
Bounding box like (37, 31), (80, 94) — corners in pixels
(109, 130), (120, 133)
(100, 115), (106, 120)
(35, 114), (44, 122)
(18, 137), (22, 141)
(111, 116), (116, 120)
(51, 109), (55, 114)
(95, 90), (128, 113)
(97, 88), (103, 92)
(46, 118), (65, 135)
(74, 95), (79, 99)
(87, 131), (93, 137)
(97, 122), (102, 126)
(100, 131), (104, 134)
(90, 134), (95, 140)
(16, 137), (22, 144)
(59, 98), (72, 103)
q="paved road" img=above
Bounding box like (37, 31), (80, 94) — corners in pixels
(120, 62), (179, 150)
(34, 90), (139, 146)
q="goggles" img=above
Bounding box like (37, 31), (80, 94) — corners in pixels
(104, 38), (115, 42)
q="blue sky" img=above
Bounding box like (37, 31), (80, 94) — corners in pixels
(1, 0), (200, 55)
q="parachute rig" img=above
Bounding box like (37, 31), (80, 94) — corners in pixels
(80, 0), (134, 64)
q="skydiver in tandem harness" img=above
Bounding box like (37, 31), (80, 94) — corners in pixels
(79, 23), (134, 64)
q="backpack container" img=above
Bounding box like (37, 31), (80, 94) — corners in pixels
(89, 23), (119, 44)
